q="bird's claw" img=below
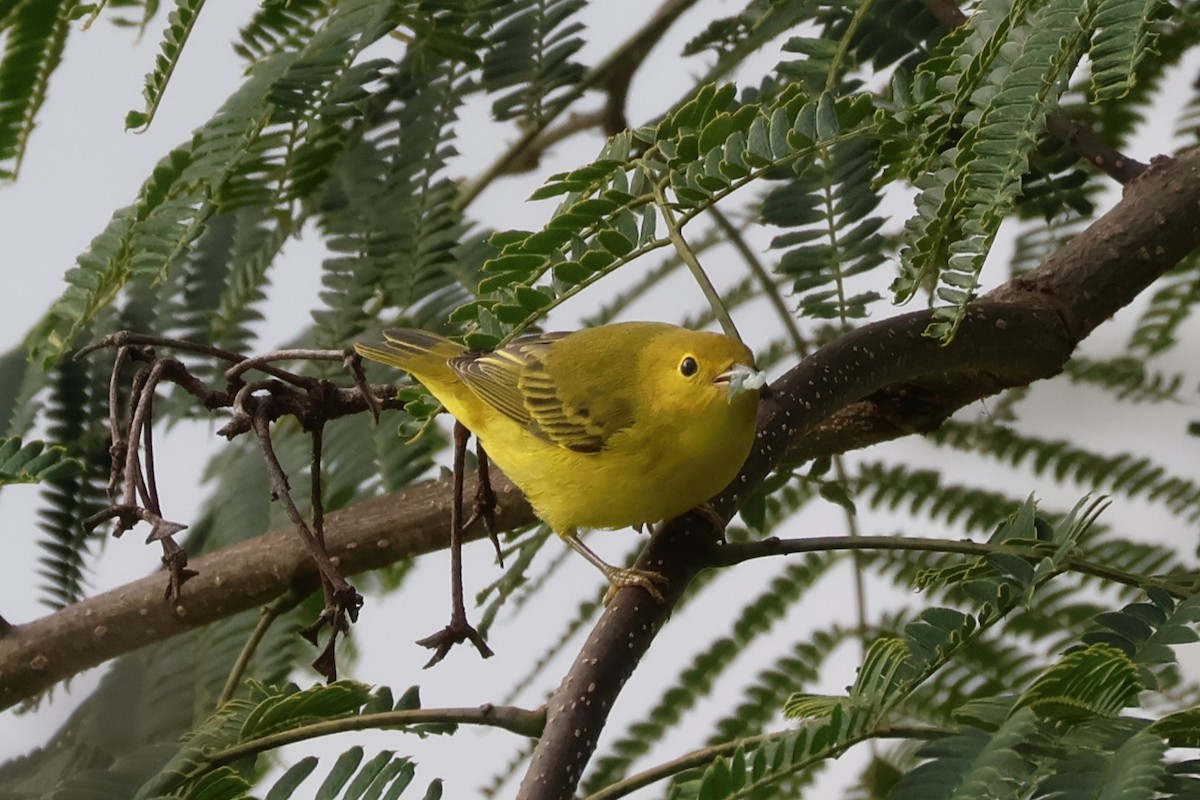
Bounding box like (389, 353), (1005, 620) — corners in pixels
(691, 502), (727, 534)
(416, 617), (494, 668)
(602, 567), (669, 605)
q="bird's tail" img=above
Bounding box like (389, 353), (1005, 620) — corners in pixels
(354, 328), (466, 377)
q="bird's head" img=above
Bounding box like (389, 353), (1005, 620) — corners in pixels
(644, 329), (766, 415)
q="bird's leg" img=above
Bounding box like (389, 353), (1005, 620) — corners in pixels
(562, 530), (669, 605)
(416, 420), (494, 667)
(465, 441), (503, 567)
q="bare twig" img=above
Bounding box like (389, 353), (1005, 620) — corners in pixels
(251, 410), (362, 681)
(416, 421), (494, 666)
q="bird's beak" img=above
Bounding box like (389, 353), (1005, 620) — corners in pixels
(714, 363), (767, 399)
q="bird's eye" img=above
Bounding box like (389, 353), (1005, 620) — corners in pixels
(680, 356), (698, 377)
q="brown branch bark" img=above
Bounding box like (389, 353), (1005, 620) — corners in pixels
(0, 474), (535, 709)
(514, 149), (1200, 799)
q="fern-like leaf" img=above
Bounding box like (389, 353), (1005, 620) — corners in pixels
(481, 0), (586, 123)
(894, 0), (1093, 341)
(887, 706), (1038, 800)
(0, 434), (81, 486)
(1089, 0), (1163, 101)
(0, 0), (70, 180)
(125, 0), (206, 131)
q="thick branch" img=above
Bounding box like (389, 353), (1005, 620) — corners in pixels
(0, 474), (535, 709)
(515, 149), (1200, 799)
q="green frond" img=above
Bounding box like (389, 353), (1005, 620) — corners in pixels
(124, 0), (206, 131)
(841, 0), (942, 74)
(928, 420), (1200, 523)
(0, 344), (41, 436)
(888, 706), (1038, 800)
(0, 0), (70, 181)
(900, 630), (1042, 725)
(1151, 705), (1200, 748)
(312, 21), (478, 347)
(670, 705), (857, 800)
(142, 681), (451, 799)
(893, 0), (1094, 341)
(763, 135), (887, 322)
(233, 0), (334, 66)
(705, 626), (854, 747)
(0, 434), (81, 487)
(1011, 132), (1098, 222)
(1017, 642), (1141, 723)
(855, 461), (1021, 533)
(876, 0), (1034, 183)
(1089, 0), (1164, 102)
(259, 750), (434, 800)
(1077, 536), (1182, 595)
(1033, 725), (1166, 800)
(1082, 593), (1200, 690)
(102, 0), (164, 38)
(1009, 208), (1087, 276)
(682, 0), (812, 60)
(185, 206), (281, 355)
(464, 86), (876, 345)
(1063, 355), (1185, 403)
(32, 357), (110, 610)
(481, 0), (586, 123)
(1127, 254), (1200, 355)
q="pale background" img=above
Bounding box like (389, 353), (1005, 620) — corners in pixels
(0, 3), (1197, 797)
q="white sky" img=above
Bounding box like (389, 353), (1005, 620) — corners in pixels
(0, 4), (1197, 798)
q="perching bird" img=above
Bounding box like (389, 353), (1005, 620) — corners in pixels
(355, 321), (765, 600)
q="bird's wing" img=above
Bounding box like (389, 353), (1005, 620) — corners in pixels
(450, 333), (631, 453)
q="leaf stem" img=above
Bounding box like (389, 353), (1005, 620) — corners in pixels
(218, 591), (301, 706)
(584, 724), (947, 800)
(206, 705), (545, 771)
(714, 535), (1193, 597)
(652, 178), (741, 340)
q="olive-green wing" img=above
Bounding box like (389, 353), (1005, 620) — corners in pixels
(450, 333), (632, 453)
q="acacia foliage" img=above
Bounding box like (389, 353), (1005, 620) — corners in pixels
(0, 1), (1199, 799)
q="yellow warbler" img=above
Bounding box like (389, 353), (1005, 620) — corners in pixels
(355, 321), (764, 599)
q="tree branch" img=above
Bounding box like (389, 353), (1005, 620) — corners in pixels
(515, 149), (1200, 799)
(0, 473), (536, 709)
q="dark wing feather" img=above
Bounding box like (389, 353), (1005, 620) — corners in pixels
(450, 332), (624, 453)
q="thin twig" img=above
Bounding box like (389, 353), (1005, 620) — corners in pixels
(416, 421), (494, 665)
(454, 0), (700, 211)
(78, 331), (301, 383)
(203, 704), (546, 774)
(249, 412), (356, 598)
(224, 348), (346, 385)
(651, 178), (742, 340)
(218, 590), (304, 706)
(713, 534), (1193, 597)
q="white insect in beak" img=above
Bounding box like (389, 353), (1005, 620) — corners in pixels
(715, 363), (767, 399)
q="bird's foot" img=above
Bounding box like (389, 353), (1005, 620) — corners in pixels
(416, 615), (494, 668)
(691, 502), (727, 535)
(602, 566), (669, 605)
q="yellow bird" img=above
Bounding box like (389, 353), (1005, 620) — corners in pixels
(355, 321), (764, 600)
